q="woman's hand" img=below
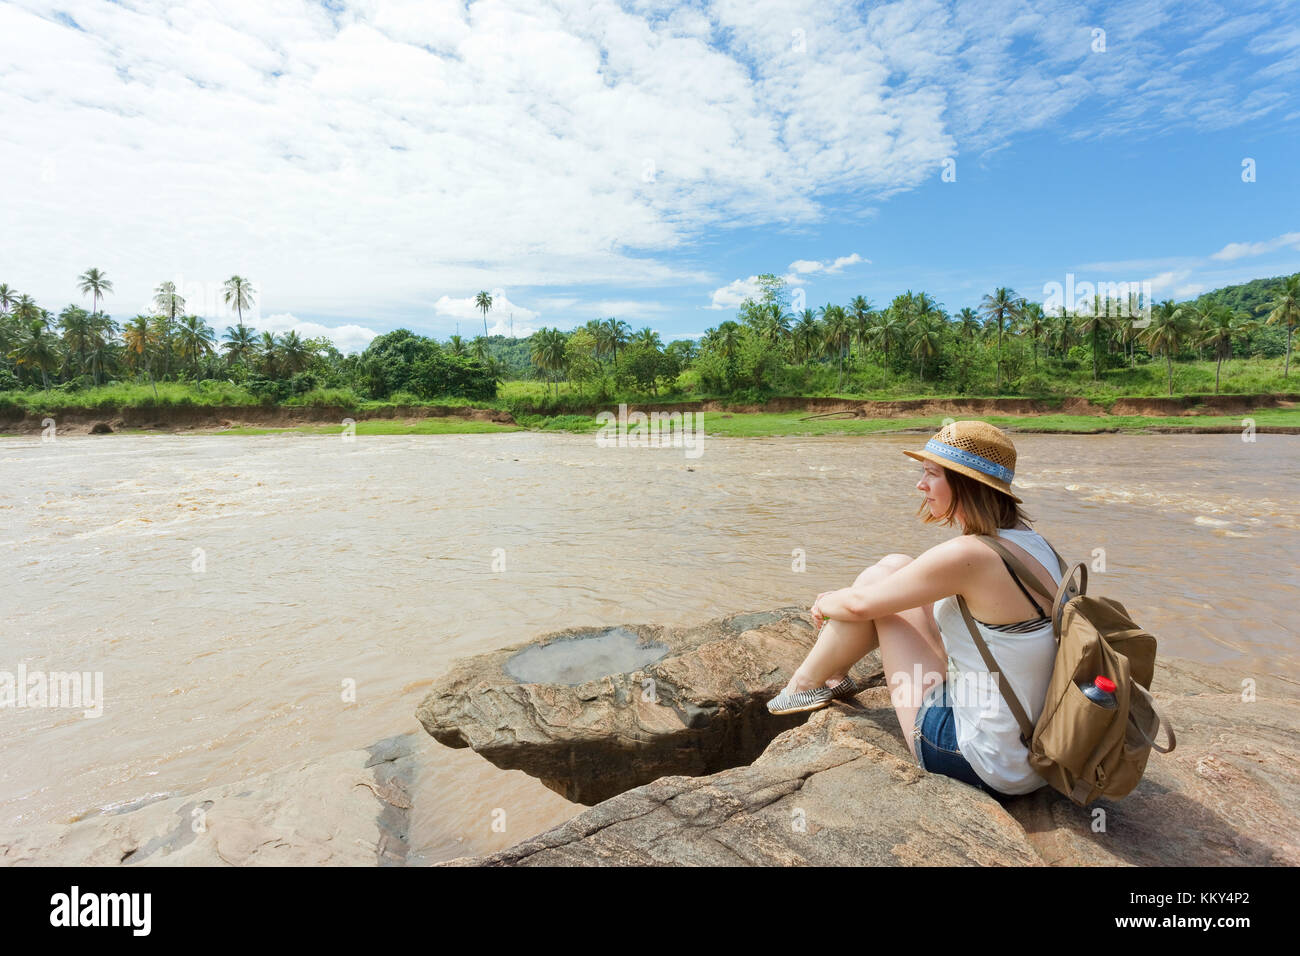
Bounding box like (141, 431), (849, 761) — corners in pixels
(811, 591), (832, 631)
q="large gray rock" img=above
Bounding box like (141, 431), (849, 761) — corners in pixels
(432, 686), (1044, 866)
(415, 607), (884, 805)
(434, 659), (1300, 867)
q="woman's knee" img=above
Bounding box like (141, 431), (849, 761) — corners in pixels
(853, 553), (912, 587)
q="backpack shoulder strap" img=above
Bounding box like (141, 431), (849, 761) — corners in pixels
(974, 534), (1058, 604)
(954, 593), (1036, 746)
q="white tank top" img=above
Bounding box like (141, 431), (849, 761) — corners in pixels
(931, 527), (1063, 795)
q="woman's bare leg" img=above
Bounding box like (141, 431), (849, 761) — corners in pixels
(781, 554), (913, 694)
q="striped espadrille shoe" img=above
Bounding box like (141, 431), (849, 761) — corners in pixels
(766, 676), (859, 715)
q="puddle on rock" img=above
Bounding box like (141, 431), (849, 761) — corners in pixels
(503, 626), (671, 685)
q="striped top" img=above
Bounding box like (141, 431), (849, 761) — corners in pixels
(972, 550), (1050, 632)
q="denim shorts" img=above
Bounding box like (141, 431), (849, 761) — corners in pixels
(912, 680), (1005, 798)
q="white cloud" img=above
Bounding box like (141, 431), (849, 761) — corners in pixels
(433, 289), (538, 337)
(1143, 270), (1193, 296)
(1210, 231), (1300, 261)
(1, 0), (1296, 330)
(706, 276), (765, 310)
(788, 253), (867, 276)
(255, 312), (379, 355)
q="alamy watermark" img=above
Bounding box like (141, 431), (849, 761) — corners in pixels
(891, 663), (1003, 719)
(0, 665), (103, 718)
(595, 403), (705, 459)
(1042, 274), (1152, 328)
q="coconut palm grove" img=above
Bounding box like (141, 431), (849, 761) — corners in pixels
(1, 269), (1296, 420)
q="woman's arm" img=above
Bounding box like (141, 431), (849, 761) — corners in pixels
(815, 538), (979, 624)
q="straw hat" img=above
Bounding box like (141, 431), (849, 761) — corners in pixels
(902, 420), (1023, 504)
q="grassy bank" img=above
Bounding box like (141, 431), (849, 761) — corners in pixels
(42, 406), (1291, 439)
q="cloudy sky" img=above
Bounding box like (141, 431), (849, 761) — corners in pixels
(2, 0), (1298, 353)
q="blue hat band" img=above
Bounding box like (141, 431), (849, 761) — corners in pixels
(924, 438), (1014, 484)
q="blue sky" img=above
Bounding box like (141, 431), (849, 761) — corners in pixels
(1, 0), (1298, 352)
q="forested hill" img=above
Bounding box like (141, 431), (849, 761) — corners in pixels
(1191, 273), (1296, 317)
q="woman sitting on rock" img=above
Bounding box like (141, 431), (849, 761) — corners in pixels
(765, 420), (1065, 799)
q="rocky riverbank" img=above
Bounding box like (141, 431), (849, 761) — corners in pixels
(422, 612), (1298, 866)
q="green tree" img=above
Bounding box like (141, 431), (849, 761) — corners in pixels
(820, 303), (851, 390)
(223, 324), (258, 366)
(153, 281), (185, 323)
(1076, 295), (1117, 381)
(792, 310), (820, 366)
(475, 291), (493, 338)
(530, 327), (568, 398)
(1018, 302), (1047, 369)
(980, 287), (1024, 392)
(278, 329), (312, 376)
(1257, 273), (1300, 378)
(223, 276), (255, 326)
(58, 305), (96, 379)
(177, 315), (216, 377)
(1197, 303), (1256, 393)
(9, 319), (61, 388)
(1142, 300), (1194, 396)
(123, 315), (158, 397)
(77, 267), (113, 320)
(956, 307), (981, 343)
(602, 317), (630, 366)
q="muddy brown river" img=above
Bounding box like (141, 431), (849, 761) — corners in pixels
(1, 431), (1296, 863)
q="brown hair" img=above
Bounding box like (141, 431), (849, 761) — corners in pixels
(916, 466), (1034, 536)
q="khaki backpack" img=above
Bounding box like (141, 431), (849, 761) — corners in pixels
(954, 535), (1177, 805)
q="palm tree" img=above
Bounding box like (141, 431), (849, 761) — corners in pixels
(602, 317), (630, 366)
(0, 284), (17, 315)
(1141, 301), (1193, 396)
(149, 313), (177, 380)
(83, 338), (119, 386)
(847, 295), (873, 362)
(792, 310), (820, 366)
(1076, 295), (1117, 382)
(153, 281), (185, 323)
(77, 267), (113, 320)
(868, 297), (910, 370)
(278, 330), (312, 375)
(123, 315), (158, 397)
(632, 326), (662, 350)
(820, 304), (851, 390)
(257, 331), (280, 377)
(530, 327), (567, 398)
(750, 302), (790, 347)
(177, 315), (216, 377)
(9, 319), (61, 388)
(1018, 302), (1047, 369)
(1198, 303), (1256, 393)
(980, 287), (1024, 392)
(956, 307), (981, 343)
(710, 320), (742, 361)
(447, 334), (467, 357)
(12, 294), (40, 327)
(1257, 274), (1300, 379)
(58, 305), (97, 379)
(591, 319), (615, 365)
(475, 291), (493, 338)
(223, 324), (258, 366)
(223, 276), (255, 326)
(910, 315), (944, 382)
(471, 335), (490, 364)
